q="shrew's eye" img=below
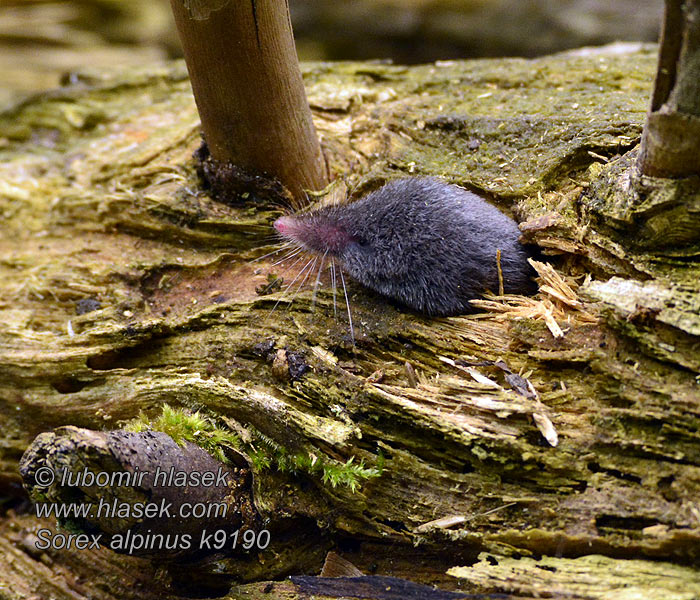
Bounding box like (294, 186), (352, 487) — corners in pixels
(353, 236), (368, 247)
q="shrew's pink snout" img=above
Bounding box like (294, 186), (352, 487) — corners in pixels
(274, 216), (294, 235)
(274, 213), (350, 255)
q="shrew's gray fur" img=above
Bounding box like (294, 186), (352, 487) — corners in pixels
(275, 177), (536, 316)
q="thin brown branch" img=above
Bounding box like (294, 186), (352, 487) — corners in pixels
(170, 0), (328, 201)
(639, 0), (700, 177)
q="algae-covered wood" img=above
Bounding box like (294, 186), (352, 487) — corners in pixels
(1, 45), (699, 599)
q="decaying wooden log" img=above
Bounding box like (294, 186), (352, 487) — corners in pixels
(0, 44), (698, 599)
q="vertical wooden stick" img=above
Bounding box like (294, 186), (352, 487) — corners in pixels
(170, 0), (328, 201)
(638, 0), (700, 177)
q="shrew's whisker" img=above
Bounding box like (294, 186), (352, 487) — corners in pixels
(285, 255), (319, 311)
(311, 250), (329, 311)
(339, 267), (354, 344)
(248, 242), (295, 264)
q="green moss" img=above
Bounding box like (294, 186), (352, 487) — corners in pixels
(124, 404), (240, 464)
(248, 431), (381, 493)
(126, 406), (382, 492)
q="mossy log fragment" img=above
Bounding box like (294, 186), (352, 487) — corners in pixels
(448, 553), (700, 599)
(19, 426), (258, 557)
(1, 45), (699, 599)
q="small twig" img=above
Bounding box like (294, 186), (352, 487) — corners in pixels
(496, 248), (504, 296)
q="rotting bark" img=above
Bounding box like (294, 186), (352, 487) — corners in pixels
(0, 45), (699, 599)
(169, 0), (328, 203)
(638, 0), (700, 178)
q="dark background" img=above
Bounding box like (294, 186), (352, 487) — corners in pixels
(0, 0), (662, 111)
